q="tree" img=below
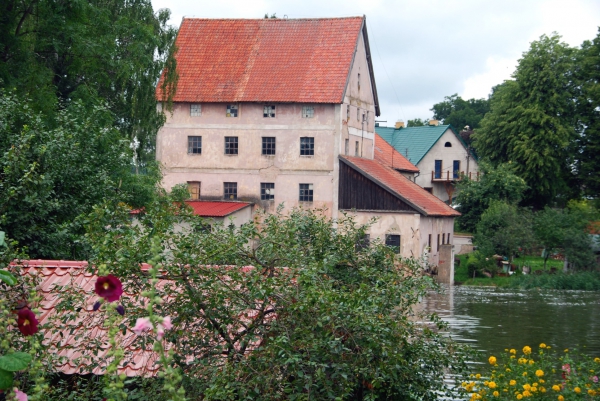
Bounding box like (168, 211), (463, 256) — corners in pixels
(454, 161), (527, 233)
(430, 93), (490, 131)
(0, 91), (159, 259)
(474, 200), (533, 262)
(474, 34), (580, 208)
(407, 118), (427, 127)
(81, 201), (469, 400)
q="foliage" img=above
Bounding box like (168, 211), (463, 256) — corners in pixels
(0, 0), (178, 165)
(474, 34), (580, 208)
(509, 271), (600, 291)
(0, 91), (160, 259)
(431, 93), (490, 133)
(80, 199), (469, 400)
(465, 251), (498, 278)
(463, 344), (600, 400)
(407, 117), (428, 127)
(474, 201), (534, 261)
(455, 161), (528, 233)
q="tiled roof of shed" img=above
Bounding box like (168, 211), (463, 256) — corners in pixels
(185, 201), (252, 217)
(374, 133), (419, 173)
(376, 125), (461, 165)
(156, 17), (364, 103)
(339, 156), (460, 217)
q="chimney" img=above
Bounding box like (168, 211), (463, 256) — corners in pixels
(428, 119), (439, 126)
(395, 120), (405, 129)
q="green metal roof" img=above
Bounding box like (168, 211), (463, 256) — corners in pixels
(375, 124), (464, 165)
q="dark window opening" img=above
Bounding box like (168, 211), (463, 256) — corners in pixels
(385, 234), (401, 253)
(445, 142), (452, 147)
(262, 137), (276, 155)
(424, 187), (433, 194)
(263, 105), (276, 118)
(224, 182), (237, 200)
(428, 234), (432, 248)
(437, 234), (440, 251)
(434, 160), (442, 179)
(453, 160), (461, 179)
(225, 137), (238, 155)
(261, 183), (275, 200)
(300, 137), (314, 156)
(226, 104), (238, 117)
(188, 136), (202, 154)
(299, 183), (313, 202)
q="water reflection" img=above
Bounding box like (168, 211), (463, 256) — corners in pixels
(419, 285), (600, 359)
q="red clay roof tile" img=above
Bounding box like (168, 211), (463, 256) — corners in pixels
(374, 133), (419, 173)
(157, 17), (364, 103)
(185, 201), (252, 217)
(340, 156), (460, 217)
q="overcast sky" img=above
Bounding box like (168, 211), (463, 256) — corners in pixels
(151, 0), (600, 126)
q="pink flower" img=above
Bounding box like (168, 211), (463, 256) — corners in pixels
(94, 275), (123, 302)
(17, 308), (38, 336)
(156, 324), (165, 340)
(133, 317), (153, 335)
(593, 376), (599, 383)
(14, 388), (28, 401)
(162, 316), (172, 330)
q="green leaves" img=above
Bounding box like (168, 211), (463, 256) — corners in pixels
(0, 270), (17, 286)
(0, 352), (32, 372)
(0, 368), (13, 390)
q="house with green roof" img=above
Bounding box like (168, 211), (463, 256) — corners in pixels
(376, 121), (479, 203)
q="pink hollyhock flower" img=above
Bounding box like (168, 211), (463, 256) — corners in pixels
(593, 376), (599, 383)
(156, 324), (165, 340)
(162, 316), (172, 330)
(17, 308), (38, 336)
(94, 275), (123, 302)
(14, 388), (28, 401)
(133, 317), (153, 335)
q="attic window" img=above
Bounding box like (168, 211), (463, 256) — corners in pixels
(226, 104), (238, 117)
(190, 104), (201, 117)
(302, 106), (314, 118)
(263, 105), (276, 118)
(445, 142), (452, 147)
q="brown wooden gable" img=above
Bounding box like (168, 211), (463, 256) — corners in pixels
(338, 159), (419, 212)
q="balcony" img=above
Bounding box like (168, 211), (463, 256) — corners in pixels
(431, 171), (480, 182)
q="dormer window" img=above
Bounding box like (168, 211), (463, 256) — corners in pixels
(445, 142), (452, 147)
(263, 105), (276, 118)
(226, 104), (238, 117)
(190, 104), (201, 116)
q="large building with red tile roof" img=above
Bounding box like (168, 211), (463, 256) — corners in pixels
(156, 16), (457, 274)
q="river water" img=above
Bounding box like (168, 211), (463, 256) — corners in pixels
(420, 285), (600, 360)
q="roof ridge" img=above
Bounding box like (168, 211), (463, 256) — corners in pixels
(181, 16), (364, 21)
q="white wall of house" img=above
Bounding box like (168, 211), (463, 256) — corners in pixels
(418, 216), (455, 267)
(415, 128), (479, 202)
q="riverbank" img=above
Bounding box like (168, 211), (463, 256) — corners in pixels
(454, 254), (600, 290)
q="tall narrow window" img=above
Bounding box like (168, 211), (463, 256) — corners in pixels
(447, 233), (451, 244)
(300, 137), (314, 156)
(226, 104), (238, 117)
(225, 137), (238, 155)
(453, 160), (461, 179)
(434, 160), (442, 179)
(260, 183), (275, 200)
(357, 73), (360, 90)
(302, 106), (314, 118)
(346, 105), (350, 120)
(299, 184), (313, 202)
(345, 139), (349, 155)
(437, 234), (440, 251)
(357, 108), (360, 121)
(263, 105), (276, 118)
(224, 182), (237, 200)
(428, 234), (432, 248)
(385, 234), (401, 253)
(262, 137), (276, 155)
(187, 181), (200, 200)
(355, 141), (359, 156)
(188, 136), (202, 154)
(190, 104), (201, 116)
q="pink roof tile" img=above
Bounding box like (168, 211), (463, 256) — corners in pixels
(185, 201), (251, 217)
(374, 133), (419, 173)
(157, 17), (365, 103)
(340, 156), (460, 217)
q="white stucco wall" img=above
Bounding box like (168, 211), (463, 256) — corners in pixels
(418, 216), (455, 267)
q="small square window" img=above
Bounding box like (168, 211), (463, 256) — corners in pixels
(263, 105), (276, 118)
(226, 104), (238, 117)
(225, 137), (238, 155)
(385, 234), (401, 253)
(261, 183), (275, 200)
(262, 137), (276, 155)
(224, 182), (237, 200)
(188, 136), (202, 154)
(190, 104), (201, 116)
(299, 183), (313, 202)
(187, 181), (200, 200)
(302, 106), (314, 118)
(300, 137), (314, 156)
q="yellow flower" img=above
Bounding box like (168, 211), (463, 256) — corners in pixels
(564, 349), (568, 353)
(523, 384), (531, 391)
(511, 355), (516, 359)
(539, 379), (545, 383)
(518, 358), (527, 365)
(523, 390), (531, 397)
(476, 374), (481, 379)
(517, 394), (523, 400)
(539, 343), (547, 348)
(510, 349), (517, 354)
(574, 387), (581, 394)
(489, 356), (497, 365)
(552, 385), (561, 391)
(523, 346), (532, 355)
(488, 382), (497, 389)
(523, 372), (528, 376)
(594, 357), (600, 363)
(530, 386), (537, 393)
(535, 369), (544, 377)
(484, 381), (489, 386)
(558, 396), (564, 401)
(528, 360), (534, 365)
(540, 387), (546, 393)
(588, 389), (596, 396)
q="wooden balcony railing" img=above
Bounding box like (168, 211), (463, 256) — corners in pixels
(431, 171), (480, 182)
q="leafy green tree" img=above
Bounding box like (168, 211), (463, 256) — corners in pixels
(0, 91), (159, 259)
(0, 0), (178, 165)
(430, 93), (490, 131)
(474, 200), (534, 262)
(407, 118), (427, 127)
(474, 34), (580, 208)
(455, 162), (527, 233)
(82, 201), (469, 400)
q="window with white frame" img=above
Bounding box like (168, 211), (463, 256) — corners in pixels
(263, 105), (276, 118)
(302, 106), (314, 118)
(190, 104), (201, 116)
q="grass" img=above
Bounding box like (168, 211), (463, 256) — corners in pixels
(454, 253), (600, 290)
